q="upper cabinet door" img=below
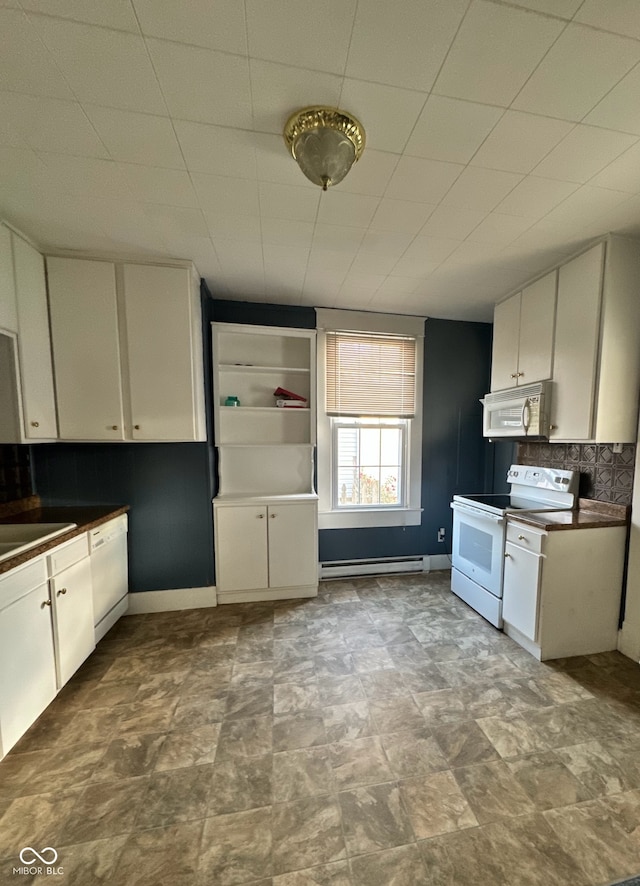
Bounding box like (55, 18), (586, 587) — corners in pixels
(0, 225), (17, 334)
(551, 243), (603, 441)
(490, 293), (520, 391)
(517, 270), (556, 387)
(122, 264), (201, 441)
(12, 235), (57, 440)
(48, 258), (124, 440)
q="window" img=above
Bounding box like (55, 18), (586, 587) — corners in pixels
(316, 309), (424, 530)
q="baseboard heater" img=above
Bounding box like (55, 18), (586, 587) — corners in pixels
(320, 555), (428, 580)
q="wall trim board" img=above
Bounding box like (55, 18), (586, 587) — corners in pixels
(126, 586), (217, 614)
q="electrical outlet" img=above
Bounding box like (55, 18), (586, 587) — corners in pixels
(613, 442), (623, 454)
(437, 527), (446, 543)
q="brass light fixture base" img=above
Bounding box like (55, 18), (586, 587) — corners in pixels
(283, 106), (366, 190)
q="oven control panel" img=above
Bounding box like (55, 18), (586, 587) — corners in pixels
(507, 465), (577, 495)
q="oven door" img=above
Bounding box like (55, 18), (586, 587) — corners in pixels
(451, 501), (505, 597)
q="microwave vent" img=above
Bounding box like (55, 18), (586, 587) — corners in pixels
(483, 381), (548, 404)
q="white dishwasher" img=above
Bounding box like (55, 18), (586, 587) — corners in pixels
(90, 515), (129, 641)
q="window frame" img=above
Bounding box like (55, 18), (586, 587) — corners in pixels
(316, 309), (424, 530)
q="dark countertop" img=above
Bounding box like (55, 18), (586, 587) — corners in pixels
(0, 504), (129, 576)
(509, 498), (629, 532)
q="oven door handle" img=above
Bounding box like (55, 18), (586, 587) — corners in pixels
(451, 502), (505, 523)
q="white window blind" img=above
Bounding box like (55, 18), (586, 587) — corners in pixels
(325, 331), (416, 417)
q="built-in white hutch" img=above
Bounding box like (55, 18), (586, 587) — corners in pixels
(211, 322), (318, 603)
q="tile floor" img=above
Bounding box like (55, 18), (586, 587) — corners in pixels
(2, 571), (640, 885)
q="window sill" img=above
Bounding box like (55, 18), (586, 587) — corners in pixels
(318, 508), (423, 530)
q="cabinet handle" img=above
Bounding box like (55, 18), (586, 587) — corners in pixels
(134, 425), (140, 430)
(517, 372), (524, 377)
(510, 373), (517, 378)
(504, 552), (511, 558)
(41, 599), (52, 608)
(31, 421), (39, 428)
(257, 513), (264, 519)
(549, 425), (557, 431)
(518, 535), (527, 541)
(111, 425), (118, 430)
(57, 588), (67, 596)
(270, 513), (277, 518)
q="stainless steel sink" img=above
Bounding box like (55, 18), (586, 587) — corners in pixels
(0, 523), (77, 564)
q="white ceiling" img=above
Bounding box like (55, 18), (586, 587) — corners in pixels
(3, 1), (640, 321)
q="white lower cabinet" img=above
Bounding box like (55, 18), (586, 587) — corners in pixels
(502, 521), (626, 660)
(214, 498), (318, 603)
(0, 559), (56, 759)
(0, 533), (95, 760)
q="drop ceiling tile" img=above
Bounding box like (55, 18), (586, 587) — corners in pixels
(386, 156), (463, 204)
(466, 212), (534, 246)
(250, 59), (342, 135)
(532, 125), (637, 183)
(495, 175), (579, 218)
(261, 218), (314, 248)
(370, 199), (436, 234)
(359, 228), (416, 258)
(346, 0), (468, 91)
(584, 64), (640, 135)
(307, 249), (355, 274)
(588, 142), (640, 193)
(192, 173), (259, 215)
(440, 166), (523, 213)
(133, 0), (247, 54)
(405, 96), (503, 164)
(393, 235), (461, 276)
(373, 276), (420, 298)
(83, 105), (184, 168)
(117, 164), (199, 207)
(508, 0), (582, 16)
(0, 9), (73, 99)
(28, 15), (166, 114)
(214, 239), (264, 272)
(174, 120), (256, 178)
(204, 212), (262, 242)
(317, 191), (380, 228)
(20, 0), (140, 30)
(512, 25), (640, 121)
(0, 93), (107, 157)
(259, 182), (320, 223)
(338, 150), (399, 198)
(341, 270), (385, 293)
(575, 0), (640, 41)
(36, 152), (131, 198)
(313, 224), (366, 252)
(497, 246), (570, 275)
(303, 269), (348, 299)
(147, 38), (252, 128)
(349, 251), (402, 275)
(246, 0), (355, 74)
(510, 225), (590, 254)
(535, 185), (629, 230)
(470, 111), (574, 174)
(420, 205), (487, 240)
(433, 1), (562, 106)
(144, 205), (209, 238)
(339, 79), (427, 154)
(263, 244), (309, 273)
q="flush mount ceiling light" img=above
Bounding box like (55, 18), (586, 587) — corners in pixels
(283, 106), (365, 191)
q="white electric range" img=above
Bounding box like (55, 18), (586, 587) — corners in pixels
(450, 465), (578, 628)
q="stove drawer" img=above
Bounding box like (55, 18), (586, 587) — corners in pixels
(506, 521), (546, 554)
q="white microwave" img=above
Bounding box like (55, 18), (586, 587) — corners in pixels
(481, 381), (551, 439)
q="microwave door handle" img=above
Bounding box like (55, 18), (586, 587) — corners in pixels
(521, 400), (530, 432)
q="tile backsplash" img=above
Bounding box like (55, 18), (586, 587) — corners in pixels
(0, 444), (33, 503)
(517, 442), (635, 505)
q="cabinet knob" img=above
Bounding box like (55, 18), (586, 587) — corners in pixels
(549, 425), (557, 431)
(517, 372), (524, 377)
(510, 373), (518, 378)
(31, 421), (39, 428)
(518, 535), (526, 541)
(41, 599), (52, 608)
(134, 425), (140, 430)
(270, 513), (277, 518)
(111, 425), (118, 430)
(57, 588), (67, 596)
(504, 552), (511, 558)
(257, 513), (264, 519)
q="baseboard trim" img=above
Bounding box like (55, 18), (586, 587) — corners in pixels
(126, 586), (217, 614)
(217, 585), (318, 604)
(95, 596), (128, 641)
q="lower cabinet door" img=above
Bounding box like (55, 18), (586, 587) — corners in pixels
(216, 505), (269, 592)
(268, 502), (317, 588)
(502, 542), (542, 642)
(51, 557), (96, 688)
(0, 583), (57, 755)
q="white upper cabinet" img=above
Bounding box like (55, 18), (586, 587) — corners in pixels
(0, 226), (57, 443)
(122, 264), (204, 441)
(490, 270), (556, 392)
(550, 238), (640, 443)
(46, 256), (206, 442)
(47, 258), (124, 440)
